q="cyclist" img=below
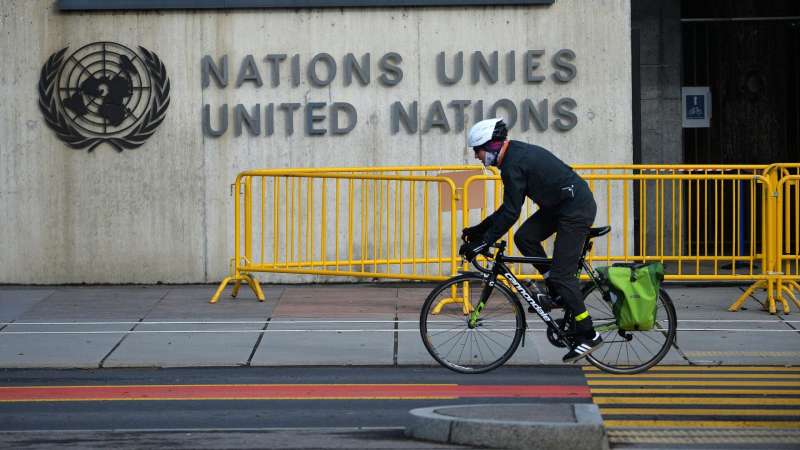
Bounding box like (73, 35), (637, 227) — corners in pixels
(459, 117), (602, 363)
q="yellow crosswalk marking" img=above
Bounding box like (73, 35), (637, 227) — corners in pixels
(588, 366), (800, 433)
(591, 388), (800, 395)
(608, 428), (800, 445)
(584, 365), (800, 372)
(685, 351), (800, 357)
(594, 397), (800, 406)
(603, 420), (800, 429)
(588, 380), (800, 386)
(585, 372), (800, 379)
(600, 408), (800, 416)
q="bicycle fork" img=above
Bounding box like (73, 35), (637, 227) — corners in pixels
(468, 274), (495, 328)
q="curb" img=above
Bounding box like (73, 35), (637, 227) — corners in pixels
(405, 403), (608, 450)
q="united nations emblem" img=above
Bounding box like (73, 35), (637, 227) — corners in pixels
(38, 42), (170, 152)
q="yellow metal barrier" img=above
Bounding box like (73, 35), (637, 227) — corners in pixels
(777, 174), (800, 311)
(462, 172), (771, 280)
(212, 164), (799, 314)
(211, 166), (489, 303)
(729, 164), (800, 313)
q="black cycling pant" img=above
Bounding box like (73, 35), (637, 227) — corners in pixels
(513, 196), (596, 332)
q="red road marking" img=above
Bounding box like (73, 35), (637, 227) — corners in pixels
(0, 384), (590, 402)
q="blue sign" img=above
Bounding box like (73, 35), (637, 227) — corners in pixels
(686, 94), (705, 120)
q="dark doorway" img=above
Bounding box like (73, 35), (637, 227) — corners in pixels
(682, 1), (800, 164)
(679, 1), (800, 259)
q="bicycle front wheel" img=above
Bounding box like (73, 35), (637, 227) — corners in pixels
(584, 285), (677, 374)
(420, 274), (525, 374)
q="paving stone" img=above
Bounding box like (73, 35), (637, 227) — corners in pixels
(251, 316), (394, 366)
(16, 287), (168, 321)
(103, 321), (264, 368)
(0, 289), (55, 322)
(0, 322), (129, 368)
(397, 313), (437, 365)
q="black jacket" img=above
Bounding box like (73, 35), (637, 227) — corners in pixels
(480, 140), (593, 244)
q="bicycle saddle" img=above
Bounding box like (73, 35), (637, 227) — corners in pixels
(589, 226), (611, 237)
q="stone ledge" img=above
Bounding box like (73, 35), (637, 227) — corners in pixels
(405, 403), (608, 450)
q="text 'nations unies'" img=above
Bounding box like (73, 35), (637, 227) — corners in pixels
(200, 50), (579, 138)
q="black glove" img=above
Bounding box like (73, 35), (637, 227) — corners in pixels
(459, 239), (490, 261)
(462, 221), (490, 243)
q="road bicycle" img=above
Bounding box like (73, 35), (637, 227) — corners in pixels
(419, 226), (677, 375)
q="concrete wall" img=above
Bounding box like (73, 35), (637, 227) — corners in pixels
(0, 0), (632, 283)
(631, 0), (681, 256)
(632, 0), (681, 163)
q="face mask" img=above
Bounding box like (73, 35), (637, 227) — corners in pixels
(482, 151), (498, 167)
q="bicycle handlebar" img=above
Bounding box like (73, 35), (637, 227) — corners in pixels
(471, 258), (492, 274)
(463, 240), (506, 274)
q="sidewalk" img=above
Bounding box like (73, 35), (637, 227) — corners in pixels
(0, 283), (798, 369)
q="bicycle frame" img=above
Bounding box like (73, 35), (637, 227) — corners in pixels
(467, 240), (608, 342)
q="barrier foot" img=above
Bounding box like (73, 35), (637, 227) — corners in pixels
(767, 279), (778, 314)
(210, 277), (233, 304)
(780, 284), (798, 313)
(788, 281), (800, 310)
(729, 280), (765, 312)
(242, 273), (265, 302)
(777, 293), (790, 314)
(232, 281), (241, 298)
(210, 273), (265, 303)
(432, 297), (472, 315)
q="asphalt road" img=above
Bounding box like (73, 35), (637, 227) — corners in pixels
(0, 366), (587, 449)
(5, 366), (798, 450)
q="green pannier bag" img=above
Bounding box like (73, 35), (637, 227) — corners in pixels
(596, 263), (664, 331)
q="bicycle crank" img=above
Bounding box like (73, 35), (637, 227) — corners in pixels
(546, 318), (568, 348)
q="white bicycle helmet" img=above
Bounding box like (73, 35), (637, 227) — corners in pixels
(467, 118), (507, 149)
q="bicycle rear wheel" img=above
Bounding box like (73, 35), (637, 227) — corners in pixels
(583, 285), (677, 374)
(420, 274), (524, 374)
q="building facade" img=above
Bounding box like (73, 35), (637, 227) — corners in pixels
(1, 0), (797, 283)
